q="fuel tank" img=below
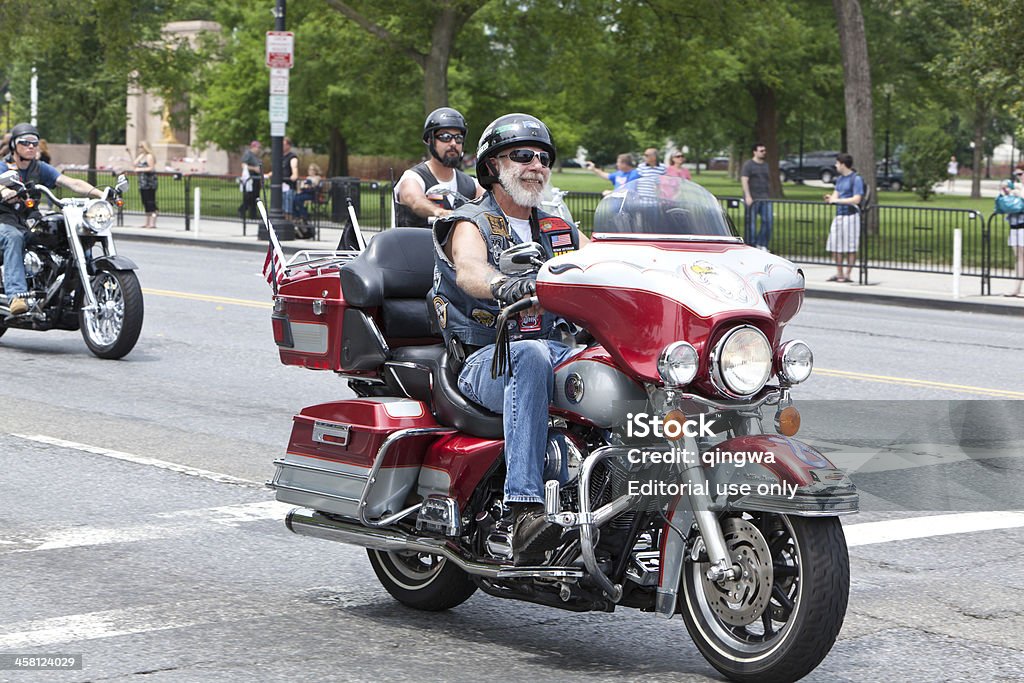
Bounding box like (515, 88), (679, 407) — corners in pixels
(551, 346), (647, 428)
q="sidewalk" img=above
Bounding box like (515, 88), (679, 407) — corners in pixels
(112, 213), (1024, 317)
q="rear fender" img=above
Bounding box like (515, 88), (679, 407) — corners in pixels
(702, 434), (858, 516)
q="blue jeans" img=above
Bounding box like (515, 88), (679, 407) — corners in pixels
(283, 188), (295, 215)
(0, 221), (28, 298)
(745, 200), (773, 248)
(457, 339), (575, 504)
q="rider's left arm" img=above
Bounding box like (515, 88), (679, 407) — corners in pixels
(55, 174), (103, 199)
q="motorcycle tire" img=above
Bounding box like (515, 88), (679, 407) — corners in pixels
(79, 269), (144, 360)
(367, 549), (477, 611)
(680, 514), (849, 683)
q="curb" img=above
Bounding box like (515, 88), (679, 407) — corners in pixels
(803, 287), (1022, 317)
(114, 231), (1024, 317)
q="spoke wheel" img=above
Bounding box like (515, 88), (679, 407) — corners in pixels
(367, 548), (477, 611)
(681, 514), (849, 683)
(79, 269), (144, 359)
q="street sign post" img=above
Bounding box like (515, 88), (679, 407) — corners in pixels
(269, 68), (289, 95)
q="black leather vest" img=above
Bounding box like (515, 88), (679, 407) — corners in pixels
(431, 192), (579, 348)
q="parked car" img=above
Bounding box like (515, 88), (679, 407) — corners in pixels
(876, 160), (904, 191)
(706, 156), (730, 171)
(779, 151), (842, 183)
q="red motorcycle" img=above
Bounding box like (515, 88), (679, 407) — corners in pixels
(268, 178), (857, 683)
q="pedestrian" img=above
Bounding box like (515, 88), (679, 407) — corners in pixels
(38, 138), (51, 164)
(636, 147), (666, 197)
(293, 162), (323, 237)
(238, 140), (263, 220)
(394, 107), (483, 227)
(666, 151), (692, 180)
(741, 143), (772, 250)
(823, 153), (864, 283)
(585, 153), (638, 195)
(1002, 163), (1024, 297)
(946, 155), (958, 191)
(281, 137), (299, 222)
(133, 141), (159, 229)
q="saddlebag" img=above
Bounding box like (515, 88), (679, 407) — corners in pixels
(269, 397), (442, 521)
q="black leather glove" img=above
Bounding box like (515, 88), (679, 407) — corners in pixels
(490, 274), (537, 305)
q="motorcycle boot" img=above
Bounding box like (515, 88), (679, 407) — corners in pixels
(510, 503), (562, 566)
(8, 297), (28, 316)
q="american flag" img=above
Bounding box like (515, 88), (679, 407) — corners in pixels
(258, 198), (287, 292)
(550, 232), (573, 249)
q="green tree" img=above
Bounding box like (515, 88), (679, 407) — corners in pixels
(902, 122), (953, 199)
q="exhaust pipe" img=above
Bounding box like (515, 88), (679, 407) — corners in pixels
(285, 507), (585, 581)
(286, 507), (505, 578)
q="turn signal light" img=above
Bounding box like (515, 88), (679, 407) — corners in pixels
(25, 199), (35, 209)
(116, 198), (124, 207)
(776, 406), (801, 436)
(664, 409), (687, 440)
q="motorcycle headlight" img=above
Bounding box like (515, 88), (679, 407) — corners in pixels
(778, 339), (813, 384)
(658, 341), (699, 387)
(82, 199), (114, 233)
(711, 326), (772, 397)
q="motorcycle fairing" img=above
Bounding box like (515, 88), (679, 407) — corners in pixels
(538, 241), (804, 384)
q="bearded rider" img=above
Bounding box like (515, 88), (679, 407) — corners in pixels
(394, 107), (484, 227)
(431, 113), (590, 565)
(1, 123), (105, 317)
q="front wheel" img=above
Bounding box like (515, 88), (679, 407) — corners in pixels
(367, 549), (477, 611)
(820, 169), (835, 184)
(889, 180), (903, 192)
(680, 514), (849, 683)
(79, 269), (144, 359)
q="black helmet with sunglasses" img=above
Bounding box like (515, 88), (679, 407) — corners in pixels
(422, 107), (467, 165)
(8, 122), (40, 154)
(475, 113), (556, 189)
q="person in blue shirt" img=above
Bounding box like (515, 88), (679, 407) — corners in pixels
(823, 152), (864, 283)
(586, 153), (639, 195)
(1, 123), (105, 316)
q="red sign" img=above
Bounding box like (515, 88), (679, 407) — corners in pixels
(266, 31), (294, 69)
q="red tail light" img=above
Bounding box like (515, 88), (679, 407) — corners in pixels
(271, 314), (294, 348)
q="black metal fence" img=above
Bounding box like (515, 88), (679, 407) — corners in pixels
(61, 170), (1015, 294)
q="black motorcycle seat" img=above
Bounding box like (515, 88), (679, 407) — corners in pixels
(340, 228), (435, 308)
(390, 345), (504, 440)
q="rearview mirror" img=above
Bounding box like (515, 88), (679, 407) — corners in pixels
(499, 241), (543, 275)
(115, 174), (129, 193)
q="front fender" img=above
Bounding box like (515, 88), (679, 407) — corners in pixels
(703, 434), (858, 516)
(93, 255), (138, 272)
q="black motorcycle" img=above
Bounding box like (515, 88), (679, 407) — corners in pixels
(0, 170), (143, 359)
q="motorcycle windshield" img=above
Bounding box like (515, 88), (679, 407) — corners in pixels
(592, 177), (735, 238)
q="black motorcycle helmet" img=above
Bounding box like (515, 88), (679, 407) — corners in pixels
(422, 107), (467, 165)
(475, 113), (556, 189)
(8, 122), (40, 155)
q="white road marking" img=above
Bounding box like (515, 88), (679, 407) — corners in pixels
(0, 501), (292, 554)
(10, 433), (259, 486)
(844, 510), (1024, 547)
(0, 598), (293, 650)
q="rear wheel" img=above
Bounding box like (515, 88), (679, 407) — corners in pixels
(79, 269), (144, 359)
(367, 549), (477, 611)
(680, 514), (849, 683)
(890, 179), (903, 192)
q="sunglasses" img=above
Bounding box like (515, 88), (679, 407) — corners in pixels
(15, 138), (40, 147)
(435, 132), (465, 143)
(498, 149), (553, 168)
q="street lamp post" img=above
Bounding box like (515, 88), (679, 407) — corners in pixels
(882, 84), (893, 178)
(265, 0), (293, 241)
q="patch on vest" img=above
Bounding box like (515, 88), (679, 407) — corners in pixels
(548, 230), (575, 256)
(471, 308), (496, 327)
(539, 217), (571, 233)
(432, 296), (448, 329)
(486, 213), (511, 240)
(518, 312), (542, 333)
(489, 235), (506, 262)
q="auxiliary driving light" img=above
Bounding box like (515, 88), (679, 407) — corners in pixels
(778, 339), (814, 384)
(658, 341), (699, 387)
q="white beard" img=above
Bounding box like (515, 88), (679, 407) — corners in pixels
(498, 162), (548, 208)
